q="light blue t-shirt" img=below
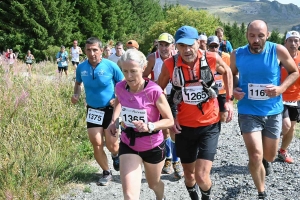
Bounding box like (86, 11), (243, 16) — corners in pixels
(76, 58), (124, 108)
(56, 51), (68, 67)
(236, 41), (282, 116)
(219, 40), (233, 53)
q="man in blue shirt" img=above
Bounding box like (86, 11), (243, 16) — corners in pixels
(71, 37), (124, 186)
(231, 20), (298, 199)
(215, 27), (233, 53)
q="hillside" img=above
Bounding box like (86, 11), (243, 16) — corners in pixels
(162, 0), (300, 32)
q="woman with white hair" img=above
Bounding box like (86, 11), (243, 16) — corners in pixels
(107, 49), (173, 200)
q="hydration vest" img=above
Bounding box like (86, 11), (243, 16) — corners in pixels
(169, 51), (218, 114)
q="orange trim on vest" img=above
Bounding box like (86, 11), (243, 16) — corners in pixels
(164, 50), (220, 127)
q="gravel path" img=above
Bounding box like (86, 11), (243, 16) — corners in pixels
(59, 110), (300, 200)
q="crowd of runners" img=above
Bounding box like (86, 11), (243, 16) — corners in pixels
(70, 20), (300, 200)
(2, 18), (299, 200)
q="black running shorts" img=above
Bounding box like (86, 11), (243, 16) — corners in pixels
(175, 122), (221, 163)
(86, 105), (113, 129)
(119, 140), (166, 164)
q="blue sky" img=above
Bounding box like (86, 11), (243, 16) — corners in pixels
(272, 0), (300, 7)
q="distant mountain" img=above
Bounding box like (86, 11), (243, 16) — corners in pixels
(162, 0), (300, 33)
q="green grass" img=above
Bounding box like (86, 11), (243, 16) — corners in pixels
(0, 62), (97, 199)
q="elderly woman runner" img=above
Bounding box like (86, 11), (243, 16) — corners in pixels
(107, 49), (174, 200)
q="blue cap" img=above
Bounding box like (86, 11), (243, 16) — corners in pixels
(175, 26), (198, 45)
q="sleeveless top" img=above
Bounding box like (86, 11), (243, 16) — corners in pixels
(236, 41), (282, 116)
(281, 51), (300, 102)
(117, 80), (164, 152)
(152, 51), (173, 95)
(71, 47), (80, 62)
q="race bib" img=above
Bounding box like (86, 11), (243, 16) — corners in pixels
(61, 61), (68, 66)
(121, 106), (148, 128)
(248, 83), (269, 100)
(216, 80), (223, 90)
(283, 101), (297, 106)
(182, 85), (208, 105)
(86, 108), (105, 125)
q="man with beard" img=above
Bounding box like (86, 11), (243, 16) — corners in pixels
(157, 26), (234, 200)
(230, 20), (299, 199)
(143, 33), (184, 179)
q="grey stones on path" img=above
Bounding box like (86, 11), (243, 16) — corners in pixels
(59, 111), (300, 200)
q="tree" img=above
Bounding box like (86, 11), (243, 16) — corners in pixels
(140, 5), (221, 54)
(268, 29), (282, 44)
(0, 0), (78, 60)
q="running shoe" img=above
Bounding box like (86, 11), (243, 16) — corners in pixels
(173, 161), (184, 179)
(258, 191), (267, 199)
(112, 155), (120, 171)
(262, 159), (272, 176)
(278, 149), (294, 164)
(97, 170), (112, 186)
(162, 159), (173, 174)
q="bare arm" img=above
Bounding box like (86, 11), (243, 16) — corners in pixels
(215, 53), (233, 98)
(79, 47), (83, 54)
(71, 81), (82, 104)
(230, 50), (239, 88)
(277, 44), (299, 92)
(157, 63), (170, 90)
(143, 53), (155, 78)
(154, 94), (174, 130)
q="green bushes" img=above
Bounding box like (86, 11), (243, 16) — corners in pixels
(0, 63), (96, 199)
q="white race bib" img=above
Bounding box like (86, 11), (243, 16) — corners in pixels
(283, 101), (297, 106)
(166, 82), (172, 95)
(182, 85), (208, 105)
(86, 108), (105, 125)
(248, 83), (269, 100)
(61, 61), (68, 66)
(216, 80), (223, 90)
(121, 106), (148, 128)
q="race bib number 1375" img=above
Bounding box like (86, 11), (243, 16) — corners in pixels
(86, 108), (105, 125)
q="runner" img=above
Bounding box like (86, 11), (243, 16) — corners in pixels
(215, 27), (233, 53)
(143, 33), (183, 179)
(25, 50), (35, 76)
(207, 36), (231, 122)
(108, 41), (124, 64)
(70, 40), (83, 76)
(56, 46), (69, 78)
(278, 30), (300, 164)
(231, 20), (299, 199)
(198, 33), (207, 51)
(107, 48), (173, 200)
(103, 45), (112, 58)
(126, 40), (139, 50)
(157, 25), (234, 200)
(8, 49), (16, 72)
(71, 37), (124, 186)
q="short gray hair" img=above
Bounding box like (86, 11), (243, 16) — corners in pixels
(119, 49), (147, 69)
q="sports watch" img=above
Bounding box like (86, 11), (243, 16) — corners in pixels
(226, 95), (234, 101)
(148, 122), (155, 133)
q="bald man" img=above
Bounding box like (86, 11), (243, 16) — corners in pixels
(230, 20), (299, 199)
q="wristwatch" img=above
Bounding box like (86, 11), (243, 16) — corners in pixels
(148, 122), (155, 133)
(226, 95), (234, 101)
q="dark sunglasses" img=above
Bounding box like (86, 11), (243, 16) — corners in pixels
(209, 44), (219, 49)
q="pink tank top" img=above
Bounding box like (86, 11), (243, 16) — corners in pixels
(116, 80), (164, 152)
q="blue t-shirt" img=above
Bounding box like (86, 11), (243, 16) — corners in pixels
(56, 51), (68, 67)
(219, 40), (233, 53)
(236, 41), (282, 116)
(76, 58), (124, 108)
